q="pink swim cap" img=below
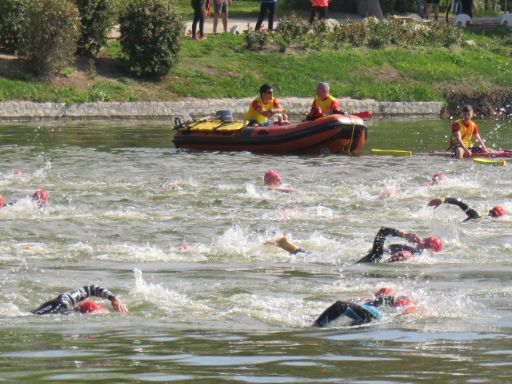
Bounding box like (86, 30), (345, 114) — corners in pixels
(0, 195), (4, 208)
(264, 170), (281, 186)
(431, 172), (445, 185)
(489, 205), (506, 218)
(387, 250), (414, 263)
(77, 300), (107, 314)
(32, 189), (48, 206)
(375, 287), (397, 297)
(421, 236), (443, 252)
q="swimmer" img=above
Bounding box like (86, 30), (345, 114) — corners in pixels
(428, 197), (506, 221)
(431, 172), (445, 186)
(356, 227), (443, 263)
(263, 170), (296, 193)
(31, 284), (128, 315)
(0, 188), (48, 208)
(313, 287), (416, 327)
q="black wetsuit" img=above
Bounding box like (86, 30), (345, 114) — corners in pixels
(314, 295), (396, 327)
(439, 197), (480, 221)
(31, 285), (115, 315)
(356, 227), (420, 263)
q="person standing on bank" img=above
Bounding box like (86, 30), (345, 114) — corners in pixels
(213, 0), (231, 34)
(309, 0), (329, 24)
(192, 0), (209, 40)
(255, 0), (277, 31)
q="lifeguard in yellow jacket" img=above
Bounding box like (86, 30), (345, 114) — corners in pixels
(245, 84), (285, 126)
(449, 105), (493, 159)
(306, 82), (343, 120)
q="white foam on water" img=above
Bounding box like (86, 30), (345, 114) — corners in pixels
(95, 243), (177, 263)
(131, 269), (211, 314)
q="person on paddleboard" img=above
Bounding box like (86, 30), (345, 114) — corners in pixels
(306, 82), (344, 121)
(448, 105), (493, 159)
(356, 227), (443, 263)
(245, 84), (287, 126)
(31, 284), (128, 315)
(313, 287), (417, 327)
(428, 197), (506, 221)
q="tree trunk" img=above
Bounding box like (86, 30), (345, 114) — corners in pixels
(357, 0), (384, 19)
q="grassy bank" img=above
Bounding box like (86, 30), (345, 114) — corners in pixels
(0, 26), (511, 106)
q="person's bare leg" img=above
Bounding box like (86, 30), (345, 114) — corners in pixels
(222, 11), (228, 32)
(213, 14), (219, 34)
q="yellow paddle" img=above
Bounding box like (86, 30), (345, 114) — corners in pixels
(473, 158), (507, 166)
(371, 149), (413, 156)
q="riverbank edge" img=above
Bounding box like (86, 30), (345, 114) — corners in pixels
(0, 98), (444, 122)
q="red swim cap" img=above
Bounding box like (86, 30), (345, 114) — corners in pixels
(77, 300), (107, 314)
(0, 195), (4, 208)
(387, 250), (414, 263)
(264, 170), (281, 186)
(375, 287), (396, 297)
(393, 298), (417, 308)
(421, 236), (443, 252)
(32, 189), (48, 206)
(432, 172), (445, 185)
(489, 205), (506, 218)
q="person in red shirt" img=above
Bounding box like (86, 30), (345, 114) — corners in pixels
(309, 0), (329, 24)
(306, 82), (343, 121)
(449, 105), (492, 159)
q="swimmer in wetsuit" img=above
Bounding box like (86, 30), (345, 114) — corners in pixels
(31, 284), (129, 315)
(428, 197), (506, 221)
(313, 287), (416, 327)
(0, 188), (49, 208)
(263, 170), (296, 193)
(356, 227), (443, 263)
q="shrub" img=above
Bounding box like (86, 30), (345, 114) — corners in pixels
(17, 0), (80, 76)
(329, 20), (368, 48)
(0, 0), (27, 53)
(119, 0), (183, 78)
(74, 0), (116, 55)
(244, 29), (272, 50)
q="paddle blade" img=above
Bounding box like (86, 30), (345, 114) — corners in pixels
(371, 148), (413, 156)
(473, 158), (507, 166)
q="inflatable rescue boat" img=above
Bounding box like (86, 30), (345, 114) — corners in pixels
(172, 113), (368, 155)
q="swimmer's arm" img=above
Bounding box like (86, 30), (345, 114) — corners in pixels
(356, 227), (412, 263)
(429, 197), (480, 220)
(61, 285), (116, 307)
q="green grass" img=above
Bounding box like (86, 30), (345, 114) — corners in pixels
(0, 28), (511, 103)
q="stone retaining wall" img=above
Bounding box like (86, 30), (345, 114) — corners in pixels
(0, 98), (444, 122)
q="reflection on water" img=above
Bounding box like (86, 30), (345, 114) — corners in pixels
(0, 119), (511, 382)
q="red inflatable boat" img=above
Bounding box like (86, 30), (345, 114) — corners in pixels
(172, 114), (368, 155)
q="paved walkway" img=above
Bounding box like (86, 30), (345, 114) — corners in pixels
(109, 14), (509, 39)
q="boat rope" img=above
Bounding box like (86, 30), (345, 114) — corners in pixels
(347, 115), (357, 155)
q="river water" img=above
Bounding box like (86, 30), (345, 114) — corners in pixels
(0, 118), (511, 382)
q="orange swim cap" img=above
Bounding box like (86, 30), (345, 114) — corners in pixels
(264, 170), (281, 186)
(421, 236), (443, 252)
(489, 205), (506, 218)
(32, 189), (48, 206)
(77, 300), (107, 314)
(375, 287), (397, 297)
